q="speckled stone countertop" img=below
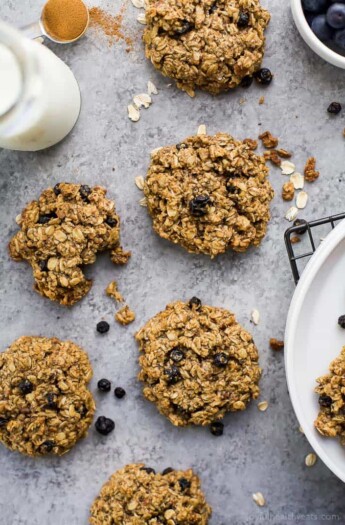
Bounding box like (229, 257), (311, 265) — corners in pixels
(1, 1), (345, 524)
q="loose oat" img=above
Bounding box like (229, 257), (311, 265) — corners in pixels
(131, 0), (146, 8)
(285, 206), (298, 222)
(0, 336), (95, 456)
(197, 124), (207, 135)
(133, 93), (152, 108)
(139, 197), (148, 207)
(135, 175), (145, 190)
(314, 346), (345, 445)
(258, 401), (268, 411)
(281, 160), (296, 176)
(304, 157), (319, 182)
(89, 463), (212, 524)
(143, 0), (270, 96)
(252, 492), (266, 507)
(259, 131), (278, 149)
(128, 103), (141, 121)
(9, 183), (129, 306)
(106, 281), (124, 303)
(296, 191), (308, 210)
(290, 172), (304, 190)
(282, 181), (295, 201)
(251, 309), (260, 325)
(144, 133), (274, 257)
(269, 338), (284, 351)
(305, 453), (317, 467)
(147, 80), (158, 95)
(137, 12), (146, 24)
(136, 300), (261, 426)
(115, 305), (136, 325)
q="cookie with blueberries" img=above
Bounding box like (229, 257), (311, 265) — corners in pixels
(144, 133), (274, 257)
(89, 463), (211, 524)
(0, 336), (95, 456)
(136, 299), (261, 427)
(143, 0), (270, 96)
(314, 346), (345, 445)
(9, 183), (130, 306)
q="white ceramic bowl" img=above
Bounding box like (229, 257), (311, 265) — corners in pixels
(291, 0), (345, 69)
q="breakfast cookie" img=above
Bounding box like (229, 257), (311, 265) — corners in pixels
(314, 346), (345, 445)
(89, 463), (211, 524)
(0, 336), (95, 456)
(136, 299), (261, 426)
(9, 183), (130, 306)
(144, 133), (273, 257)
(143, 0), (270, 96)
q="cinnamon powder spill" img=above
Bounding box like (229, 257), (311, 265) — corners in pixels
(89, 5), (133, 50)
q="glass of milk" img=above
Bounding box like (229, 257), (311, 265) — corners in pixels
(0, 20), (81, 151)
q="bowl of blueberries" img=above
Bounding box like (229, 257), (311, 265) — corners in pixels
(291, 0), (345, 68)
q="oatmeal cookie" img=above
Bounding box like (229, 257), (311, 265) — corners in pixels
(89, 463), (211, 524)
(144, 133), (274, 257)
(9, 183), (129, 306)
(0, 336), (95, 456)
(314, 346), (345, 445)
(136, 299), (261, 426)
(143, 0), (270, 96)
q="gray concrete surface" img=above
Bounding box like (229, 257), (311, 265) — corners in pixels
(1, 1), (345, 524)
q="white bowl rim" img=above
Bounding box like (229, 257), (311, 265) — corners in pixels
(291, 0), (345, 69)
(285, 218), (345, 483)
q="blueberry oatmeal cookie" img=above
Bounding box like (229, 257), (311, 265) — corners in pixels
(9, 183), (130, 306)
(143, 0), (270, 96)
(0, 336), (95, 456)
(314, 346), (345, 445)
(144, 133), (273, 257)
(89, 463), (211, 524)
(136, 299), (261, 426)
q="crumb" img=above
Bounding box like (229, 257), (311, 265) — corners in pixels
(239, 98), (246, 105)
(106, 281), (124, 303)
(259, 131), (279, 149)
(304, 157), (319, 182)
(291, 236), (301, 244)
(111, 247), (132, 265)
(243, 138), (258, 150)
(282, 181), (295, 201)
(269, 338), (284, 351)
(264, 150), (281, 166)
(276, 148), (292, 159)
(115, 305), (135, 325)
(259, 96), (265, 105)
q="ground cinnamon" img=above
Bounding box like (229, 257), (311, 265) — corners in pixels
(89, 5), (133, 49)
(42, 0), (89, 42)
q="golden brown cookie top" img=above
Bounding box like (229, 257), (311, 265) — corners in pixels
(89, 463), (211, 525)
(9, 183), (130, 306)
(0, 336), (95, 456)
(144, 133), (274, 257)
(144, 0), (270, 95)
(136, 299), (261, 426)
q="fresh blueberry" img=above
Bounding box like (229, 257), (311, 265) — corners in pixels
(334, 27), (345, 48)
(98, 379), (111, 392)
(327, 4), (345, 29)
(96, 321), (110, 334)
(95, 416), (115, 435)
(311, 15), (334, 40)
(114, 387), (126, 399)
(302, 0), (328, 13)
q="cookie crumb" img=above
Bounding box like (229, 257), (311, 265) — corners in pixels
(258, 96), (265, 105)
(115, 305), (136, 325)
(259, 130), (278, 149)
(111, 247), (131, 265)
(305, 453), (317, 467)
(304, 157), (319, 182)
(276, 148), (292, 159)
(252, 492), (266, 507)
(106, 281), (124, 303)
(243, 138), (258, 150)
(264, 150), (281, 166)
(282, 181), (295, 201)
(269, 338), (284, 351)
(291, 236), (301, 244)
(257, 401), (268, 412)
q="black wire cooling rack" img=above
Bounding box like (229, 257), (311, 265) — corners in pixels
(285, 212), (345, 284)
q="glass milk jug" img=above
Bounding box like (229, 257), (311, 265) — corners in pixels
(0, 20), (81, 151)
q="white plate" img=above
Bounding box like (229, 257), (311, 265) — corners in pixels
(285, 218), (345, 482)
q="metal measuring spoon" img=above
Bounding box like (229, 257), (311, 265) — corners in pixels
(21, 0), (89, 44)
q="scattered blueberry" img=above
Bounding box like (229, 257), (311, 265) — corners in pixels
(189, 297), (202, 310)
(327, 3), (345, 29)
(164, 365), (182, 384)
(253, 68), (273, 85)
(240, 75), (253, 88)
(98, 379), (111, 392)
(334, 27), (345, 49)
(140, 467), (156, 474)
(213, 352), (229, 367)
(319, 394), (333, 407)
(95, 416), (115, 435)
(170, 348), (185, 363)
(302, 0), (328, 14)
(96, 321), (110, 334)
(327, 101), (342, 113)
(114, 387), (126, 399)
(311, 14), (334, 40)
(179, 478), (191, 491)
(18, 379), (33, 395)
(41, 440), (55, 452)
(162, 467), (174, 475)
(189, 195), (211, 216)
(79, 184), (92, 202)
(53, 183), (61, 196)
(293, 219), (308, 235)
(237, 11), (250, 28)
(338, 315), (345, 328)
(210, 421), (224, 436)
(38, 212), (57, 224)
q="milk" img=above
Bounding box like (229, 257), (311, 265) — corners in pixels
(0, 21), (81, 151)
